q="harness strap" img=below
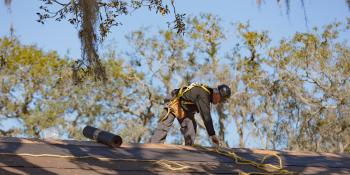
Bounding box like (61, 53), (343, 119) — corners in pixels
(161, 83), (210, 121)
(176, 83), (210, 98)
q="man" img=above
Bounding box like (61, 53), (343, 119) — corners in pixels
(151, 83), (231, 146)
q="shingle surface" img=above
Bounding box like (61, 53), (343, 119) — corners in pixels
(0, 137), (349, 175)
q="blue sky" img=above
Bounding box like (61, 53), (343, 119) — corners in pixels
(1, 0), (349, 147)
(1, 0), (349, 59)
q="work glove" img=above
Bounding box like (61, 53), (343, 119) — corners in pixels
(210, 135), (219, 147)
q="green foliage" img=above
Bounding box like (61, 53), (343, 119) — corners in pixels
(1, 16), (350, 153)
(0, 37), (68, 137)
(263, 21), (350, 152)
(0, 37), (145, 140)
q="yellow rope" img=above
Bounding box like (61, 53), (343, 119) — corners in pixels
(160, 107), (171, 122)
(155, 160), (190, 171)
(194, 145), (296, 175)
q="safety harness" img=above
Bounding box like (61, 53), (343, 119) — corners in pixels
(161, 83), (211, 121)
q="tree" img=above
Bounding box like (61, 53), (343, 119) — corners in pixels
(36, 0), (185, 82)
(0, 37), (145, 140)
(0, 37), (69, 137)
(1, 9), (350, 152)
(5, 0), (350, 82)
(126, 14), (235, 146)
(267, 21), (350, 152)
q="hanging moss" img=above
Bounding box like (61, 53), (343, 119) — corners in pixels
(78, 0), (107, 82)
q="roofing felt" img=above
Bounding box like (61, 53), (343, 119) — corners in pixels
(0, 137), (350, 175)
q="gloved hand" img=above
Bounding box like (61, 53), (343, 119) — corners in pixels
(210, 135), (219, 147)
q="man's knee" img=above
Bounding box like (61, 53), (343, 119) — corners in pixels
(151, 128), (167, 143)
(179, 118), (196, 145)
(150, 135), (163, 143)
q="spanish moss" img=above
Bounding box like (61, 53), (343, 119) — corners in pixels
(78, 0), (107, 82)
(286, 0), (290, 16)
(4, 0), (11, 6)
(301, 0), (309, 30)
(4, 0), (11, 11)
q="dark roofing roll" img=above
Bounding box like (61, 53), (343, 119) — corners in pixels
(83, 125), (122, 147)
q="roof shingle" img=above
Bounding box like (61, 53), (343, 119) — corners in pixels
(0, 137), (349, 174)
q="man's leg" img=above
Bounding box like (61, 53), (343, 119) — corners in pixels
(150, 110), (175, 143)
(179, 114), (197, 146)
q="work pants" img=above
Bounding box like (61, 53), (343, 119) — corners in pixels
(150, 110), (197, 146)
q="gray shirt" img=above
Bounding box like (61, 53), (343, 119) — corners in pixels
(180, 86), (215, 136)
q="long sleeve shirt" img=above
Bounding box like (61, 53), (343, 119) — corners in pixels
(180, 86), (215, 136)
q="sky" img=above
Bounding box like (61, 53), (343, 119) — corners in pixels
(1, 0), (350, 147)
(1, 0), (349, 59)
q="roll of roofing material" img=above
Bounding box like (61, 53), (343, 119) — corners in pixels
(83, 126), (122, 147)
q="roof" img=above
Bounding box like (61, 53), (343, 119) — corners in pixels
(0, 137), (349, 175)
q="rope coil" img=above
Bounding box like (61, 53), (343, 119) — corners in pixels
(194, 145), (296, 175)
(155, 160), (190, 171)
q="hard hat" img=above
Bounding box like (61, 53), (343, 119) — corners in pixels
(218, 84), (231, 101)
